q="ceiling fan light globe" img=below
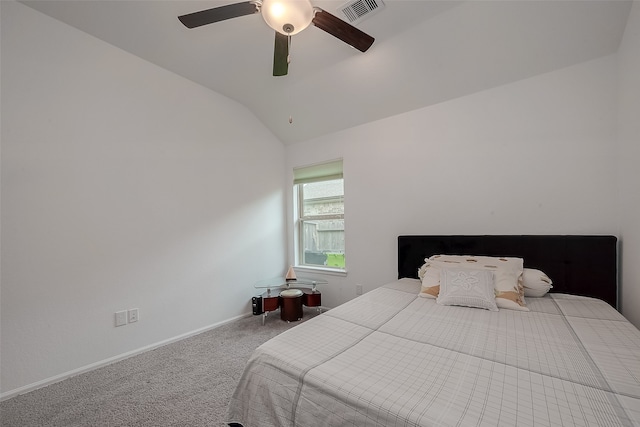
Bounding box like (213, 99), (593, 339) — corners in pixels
(261, 0), (314, 35)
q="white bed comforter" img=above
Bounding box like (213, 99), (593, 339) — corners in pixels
(226, 279), (640, 426)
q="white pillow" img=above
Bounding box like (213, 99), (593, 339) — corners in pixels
(419, 254), (528, 311)
(522, 268), (553, 297)
(436, 269), (498, 311)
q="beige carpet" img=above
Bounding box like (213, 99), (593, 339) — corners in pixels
(0, 308), (320, 427)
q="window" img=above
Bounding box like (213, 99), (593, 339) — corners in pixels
(294, 160), (345, 270)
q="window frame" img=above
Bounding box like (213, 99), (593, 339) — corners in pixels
(293, 160), (346, 273)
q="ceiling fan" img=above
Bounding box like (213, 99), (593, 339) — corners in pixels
(178, 0), (375, 76)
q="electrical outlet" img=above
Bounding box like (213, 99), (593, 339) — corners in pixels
(115, 310), (128, 327)
(356, 284), (363, 295)
(128, 308), (139, 323)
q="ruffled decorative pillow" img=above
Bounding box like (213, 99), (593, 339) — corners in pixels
(419, 263), (441, 298)
(418, 261), (429, 281)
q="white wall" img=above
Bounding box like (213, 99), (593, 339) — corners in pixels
(617, 1), (640, 328)
(1, 2), (286, 397)
(287, 55), (620, 312)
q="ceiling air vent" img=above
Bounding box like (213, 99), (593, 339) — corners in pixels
(338, 0), (385, 25)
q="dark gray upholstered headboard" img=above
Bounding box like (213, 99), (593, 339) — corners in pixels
(398, 235), (618, 308)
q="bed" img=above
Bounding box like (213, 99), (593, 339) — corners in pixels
(226, 235), (640, 426)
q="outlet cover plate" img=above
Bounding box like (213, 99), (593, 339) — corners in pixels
(115, 310), (127, 327)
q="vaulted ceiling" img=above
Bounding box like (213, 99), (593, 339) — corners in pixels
(21, 0), (633, 145)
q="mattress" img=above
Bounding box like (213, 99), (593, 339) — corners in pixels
(226, 279), (640, 426)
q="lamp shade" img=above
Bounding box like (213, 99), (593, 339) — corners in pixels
(261, 0), (314, 35)
(286, 265), (297, 282)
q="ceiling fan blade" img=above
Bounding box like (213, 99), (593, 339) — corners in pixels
(273, 32), (289, 77)
(312, 9), (374, 52)
(178, 2), (259, 29)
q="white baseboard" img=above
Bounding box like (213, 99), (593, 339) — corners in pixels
(0, 312), (252, 402)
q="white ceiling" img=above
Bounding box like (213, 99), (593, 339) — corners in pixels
(20, 0), (633, 145)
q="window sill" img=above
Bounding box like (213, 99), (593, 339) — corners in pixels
(294, 265), (348, 277)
